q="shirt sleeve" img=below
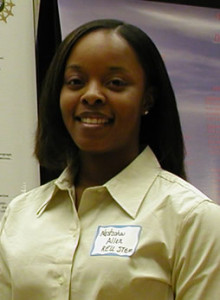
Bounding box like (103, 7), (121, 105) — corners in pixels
(173, 200), (220, 299)
(0, 209), (12, 299)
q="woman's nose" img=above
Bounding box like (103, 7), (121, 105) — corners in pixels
(80, 82), (106, 106)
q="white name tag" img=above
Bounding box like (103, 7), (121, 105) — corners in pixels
(91, 225), (142, 257)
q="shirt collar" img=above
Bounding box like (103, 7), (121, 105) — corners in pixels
(36, 168), (73, 217)
(36, 147), (161, 218)
(104, 147), (161, 219)
(55, 167), (74, 190)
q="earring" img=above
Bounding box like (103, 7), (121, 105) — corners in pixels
(143, 110), (148, 115)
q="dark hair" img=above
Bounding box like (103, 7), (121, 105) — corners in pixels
(35, 19), (186, 179)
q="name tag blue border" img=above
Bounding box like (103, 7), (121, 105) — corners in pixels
(90, 225), (142, 257)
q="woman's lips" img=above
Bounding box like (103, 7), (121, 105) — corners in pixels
(79, 117), (110, 125)
(75, 112), (113, 125)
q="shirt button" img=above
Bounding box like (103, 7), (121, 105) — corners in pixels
(58, 276), (64, 285)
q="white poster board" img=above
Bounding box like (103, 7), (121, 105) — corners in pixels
(0, 0), (40, 219)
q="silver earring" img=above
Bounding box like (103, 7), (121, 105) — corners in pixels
(143, 110), (148, 115)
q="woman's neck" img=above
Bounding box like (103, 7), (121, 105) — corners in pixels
(73, 148), (140, 208)
(76, 149), (139, 187)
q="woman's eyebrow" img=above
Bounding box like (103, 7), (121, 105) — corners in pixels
(65, 64), (82, 71)
(64, 64), (128, 74)
(108, 66), (127, 72)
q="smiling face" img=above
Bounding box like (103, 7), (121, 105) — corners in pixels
(60, 29), (147, 159)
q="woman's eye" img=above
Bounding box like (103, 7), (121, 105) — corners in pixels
(65, 77), (84, 89)
(107, 78), (127, 90)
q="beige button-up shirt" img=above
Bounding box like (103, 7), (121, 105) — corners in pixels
(1, 147), (220, 299)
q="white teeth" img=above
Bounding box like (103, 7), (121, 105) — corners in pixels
(80, 118), (108, 124)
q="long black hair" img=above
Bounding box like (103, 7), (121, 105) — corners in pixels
(35, 19), (186, 179)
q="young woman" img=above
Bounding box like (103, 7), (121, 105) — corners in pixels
(0, 19), (219, 300)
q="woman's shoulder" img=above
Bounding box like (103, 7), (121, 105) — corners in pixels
(154, 169), (219, 217)
(14, 179), (56, 203)
(2, 179), (57, 221)
(145, 169), (220, 248)
(159, 170), (208, 198)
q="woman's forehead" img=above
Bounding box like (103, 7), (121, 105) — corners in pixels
(66, 30), (141, 68)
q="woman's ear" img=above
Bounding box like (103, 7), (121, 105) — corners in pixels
(142, 87), (154, 115)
